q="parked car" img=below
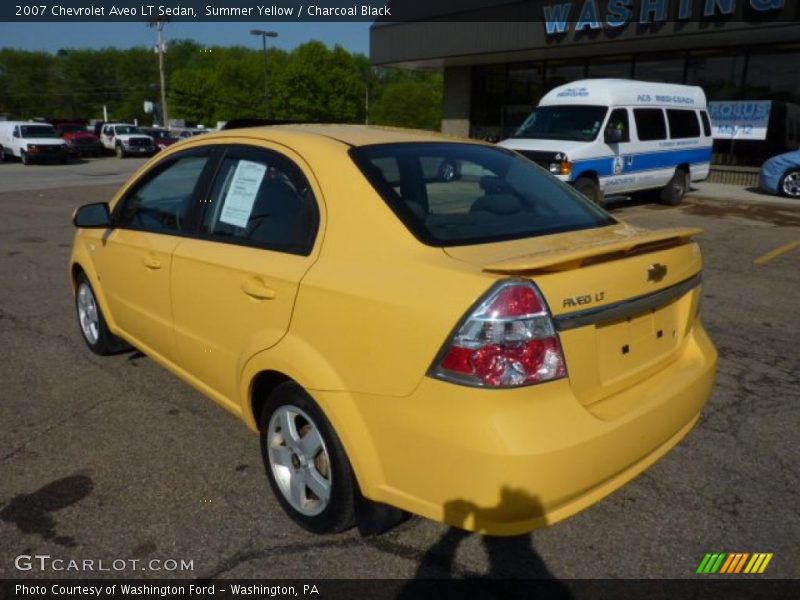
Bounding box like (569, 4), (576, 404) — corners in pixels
(499, 79), (713, 206)
(55, 122), (103, 157)
(759, 149), (800, 198)
(141, 127), (178, 152)
(0, 121), (69, 164)
(70, 125), (717, 535)
(99, 123), (155, 158)
(173, 128), (211, 140)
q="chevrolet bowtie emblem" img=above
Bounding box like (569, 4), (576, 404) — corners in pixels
(647, 263), (668, 283)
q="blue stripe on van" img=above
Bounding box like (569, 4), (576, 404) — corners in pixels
(570, 147), (712, 180)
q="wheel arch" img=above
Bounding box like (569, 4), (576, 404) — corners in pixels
(572, 169), (599, 183)
(241, 342), (385, 500)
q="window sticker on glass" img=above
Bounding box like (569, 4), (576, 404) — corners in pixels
(219, 160), (268, 228)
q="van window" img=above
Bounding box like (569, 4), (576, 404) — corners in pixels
(667, 109), (701, 139)
(633, 109), (667, 141)
(700, 110), (712, 137)
(607, 109), (630, 143)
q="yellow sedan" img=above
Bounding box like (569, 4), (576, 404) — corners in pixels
(70, 125), (717, 535)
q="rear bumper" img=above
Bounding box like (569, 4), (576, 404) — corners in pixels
(326, 322), (716, 535)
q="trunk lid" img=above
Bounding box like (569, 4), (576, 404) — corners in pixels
(444, 224), (704, 406)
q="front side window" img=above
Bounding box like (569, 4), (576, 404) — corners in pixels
(634, 108), (667, 141)
(201, 147), (319, 255)
(351, 142), (615, 247)
(513, 105), (608, 142)
(667, 109), (701, 139)
(606, 108), (631, 143)
(115, 153), (209, 233)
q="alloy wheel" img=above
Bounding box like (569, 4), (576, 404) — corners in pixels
(77, 282), (100, 345)
(266, 405), (332, 516)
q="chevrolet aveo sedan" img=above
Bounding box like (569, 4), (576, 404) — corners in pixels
(70, 125), (717, 535)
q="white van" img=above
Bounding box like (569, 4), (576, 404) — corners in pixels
(498, 79), (713, 205)
(0, 121), (69, 165)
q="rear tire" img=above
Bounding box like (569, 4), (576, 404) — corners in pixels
(259, 382), (356, 534)
(574, 176), (604, 206)
(779, 169), (800, 198)
(0, 146), (7, 162)
(659, 168), (688, 205)
(75, 272), (129, 355)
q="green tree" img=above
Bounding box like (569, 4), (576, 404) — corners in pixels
(370, 76), (443, 130)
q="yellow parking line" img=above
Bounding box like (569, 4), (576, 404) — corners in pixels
(754, 240), (800, 265)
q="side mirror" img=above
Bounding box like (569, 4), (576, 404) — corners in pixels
(73, 202), (112, 229)
(12, 131), (19, 138)
(605, 126), (624, 144)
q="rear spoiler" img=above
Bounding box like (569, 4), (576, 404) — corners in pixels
(482, 227), (703, 274)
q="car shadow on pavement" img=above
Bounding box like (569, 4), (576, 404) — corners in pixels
(398, 487), (573, 599)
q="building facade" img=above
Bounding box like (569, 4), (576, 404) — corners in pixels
(371, 1), (800, 166)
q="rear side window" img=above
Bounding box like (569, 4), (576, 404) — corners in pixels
(201, 147), (318, 255)
(667, 109), (701, 139)
(700, 110), (712, 137)
(633, 108), (667, 141)
(350, 142), (615, 247)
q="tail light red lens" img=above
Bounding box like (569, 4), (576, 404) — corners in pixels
(430, 280), (567, 388)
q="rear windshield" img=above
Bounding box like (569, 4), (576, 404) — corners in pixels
(350, 142), (615, 247)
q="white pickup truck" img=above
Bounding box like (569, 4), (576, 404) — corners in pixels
(99, 123), (155, 158)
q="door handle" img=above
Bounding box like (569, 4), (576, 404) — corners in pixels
(143, 254), (162, 270)
(241, 277), (276, 300)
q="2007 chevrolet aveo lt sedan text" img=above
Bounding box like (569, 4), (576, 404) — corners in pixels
(70, 125), (717, 535)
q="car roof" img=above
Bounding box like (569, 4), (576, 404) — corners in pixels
(201, 124), (477, 148)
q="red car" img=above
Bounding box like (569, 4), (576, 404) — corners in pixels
(55, 122), (103, 157)
(141, 127), (178, 152)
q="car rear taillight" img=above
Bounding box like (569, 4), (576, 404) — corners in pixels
(429, 279), (567, 388)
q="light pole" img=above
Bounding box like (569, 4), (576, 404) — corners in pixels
(147, 20), (170, 128)
(250, 29), (278, 119)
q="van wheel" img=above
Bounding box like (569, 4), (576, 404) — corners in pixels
(20, 150), (29, 165)
(115, 144), (125, 159)
(574, 177), (604, 206)
(659, 168), (689, 205)
(0, 146), (7, 162)
(260, 382), (356, 534)
(779, 169), (800, 198)
(75, 272), (129, 355)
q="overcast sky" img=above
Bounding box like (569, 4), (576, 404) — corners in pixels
(0, 22), (372, 55)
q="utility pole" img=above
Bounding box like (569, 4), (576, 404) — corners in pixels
(148, 20), (169, 128)
(250, 29), (278, 119)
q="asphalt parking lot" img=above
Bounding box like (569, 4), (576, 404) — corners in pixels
(1, 158), (798, 582)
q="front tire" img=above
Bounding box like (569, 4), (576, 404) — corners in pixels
(260, 383), (356, 534)
(574, 176), (604, 206)
(75, 272), (128, 355)
(115, 144), (125, 159)
(20, 150), (29, 165)
(659, 168), (688, 205)
(779, 169), (800, 198)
